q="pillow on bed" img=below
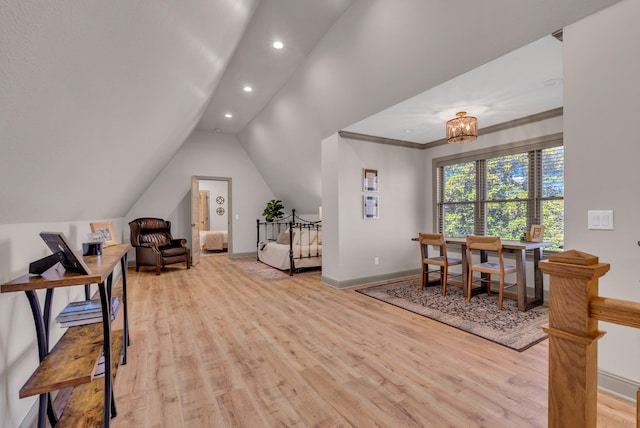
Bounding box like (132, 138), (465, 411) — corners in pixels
(276, 231), (291, 245)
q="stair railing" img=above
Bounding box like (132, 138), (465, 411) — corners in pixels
(539, 250), (640, 428)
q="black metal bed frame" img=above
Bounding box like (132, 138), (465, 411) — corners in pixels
(256, 209), (322, 275)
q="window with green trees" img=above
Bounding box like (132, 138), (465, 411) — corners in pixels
(435, 136), (564, 251)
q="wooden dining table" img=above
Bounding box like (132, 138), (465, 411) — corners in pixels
(415, 236), (552, 311)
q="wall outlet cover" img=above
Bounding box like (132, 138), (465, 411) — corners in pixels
(587, 210), (614, 230)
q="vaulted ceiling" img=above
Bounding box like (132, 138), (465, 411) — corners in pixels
(0, 0), (623, 224)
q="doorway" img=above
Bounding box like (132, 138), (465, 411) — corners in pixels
(190, 176), (232, 266)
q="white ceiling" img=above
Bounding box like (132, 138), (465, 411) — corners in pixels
(338, 35), (563, 144)
(197, 0), (353, 133)
(198, 1), (564, 145)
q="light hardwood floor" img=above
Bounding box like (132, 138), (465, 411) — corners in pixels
(112, 254), (635, 427)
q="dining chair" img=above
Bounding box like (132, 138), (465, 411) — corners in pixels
(419, 233), (462, 296)
(466, 235), (517, 310)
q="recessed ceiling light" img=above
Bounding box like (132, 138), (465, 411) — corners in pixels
(272, 41), (284, 49)
(224, 113), (233, 118)
(243, 86), (253, 92)
(404, 129), (413, 133)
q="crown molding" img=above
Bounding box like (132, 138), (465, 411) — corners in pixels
(340, 107), (564, 150)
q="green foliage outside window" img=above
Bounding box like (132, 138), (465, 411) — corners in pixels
(438, 145), (564, 251)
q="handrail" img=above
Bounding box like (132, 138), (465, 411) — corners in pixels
(589, 297), (640, 329)
(591, 295), (640, 428)
(538, 249), (639, 428)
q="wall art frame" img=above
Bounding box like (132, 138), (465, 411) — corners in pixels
(90, 221), (118, 247)
(363, 195), (379, 219)
(363, 168), (378, 192)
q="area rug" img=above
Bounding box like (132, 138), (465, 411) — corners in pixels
(232, 259), (320, 281)
(356, 278), (548, 351)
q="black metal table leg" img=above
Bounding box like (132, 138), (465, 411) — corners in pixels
(98, 278), (113, 427)
(119, 253), (129, 364)
(25, 289), (59, 428)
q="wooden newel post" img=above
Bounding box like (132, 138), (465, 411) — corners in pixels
(538, 250), (610, 428)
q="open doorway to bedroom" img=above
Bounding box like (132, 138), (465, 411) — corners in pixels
(190, 176), (232, 266)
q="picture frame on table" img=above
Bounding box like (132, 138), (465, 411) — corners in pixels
(363, 168), (378, 192)
(88, 232), (108, 249)
(39, 232), (92, 274)
(529, 224), (544, 242)
(363, 195), (379, 219)
(90, 222), (118, 247)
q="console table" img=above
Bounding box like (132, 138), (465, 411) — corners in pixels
(1, 243), (131, 428)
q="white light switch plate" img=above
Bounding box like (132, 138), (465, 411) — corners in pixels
(588, 210), (614, 230)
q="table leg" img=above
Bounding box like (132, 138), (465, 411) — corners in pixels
(480, 250), (489, 294)
(98, 279), (113, 426)
(120, 253), (129, 364)
(534, 248), (544, 302)
(521, 247), (545, 311)
(461, 244), (468, 297)
(518, 247), (545, 311)
(25, 289), (59, 428)
(515, 249), (527, 311)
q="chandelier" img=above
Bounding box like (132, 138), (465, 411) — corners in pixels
(446, 111), (477, 144)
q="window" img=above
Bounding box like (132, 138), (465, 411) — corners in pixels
(435, 135), (563, 251)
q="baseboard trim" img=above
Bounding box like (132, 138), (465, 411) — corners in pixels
(228, 251), (256, 259)
(598, 369), (639, 402)
(321, 269), (421, 289)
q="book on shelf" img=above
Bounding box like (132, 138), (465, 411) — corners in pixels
(56, 297), (120, 327)
(94, 351), (105, 378)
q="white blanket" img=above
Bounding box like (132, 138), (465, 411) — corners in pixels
(258, 242), (322, 270)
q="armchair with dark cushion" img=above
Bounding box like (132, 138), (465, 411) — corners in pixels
(129, 217), (190, 275)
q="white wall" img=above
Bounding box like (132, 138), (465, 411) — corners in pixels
(198, 180), (228, 232)
(0, 219), (124, 428)
(126, 131), (275, 255)
(321, 135), (425, 286)
(0, 0), (258, 225)
(322, 117), (563, 288)
(564, 0), (640, 385)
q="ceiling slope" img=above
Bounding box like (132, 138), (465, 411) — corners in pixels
(197, 0), (353, 134)
(0, 0), (259, 224)
(238, 0), (621, 214)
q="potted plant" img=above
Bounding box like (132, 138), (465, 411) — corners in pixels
(262, 199), (285, 222)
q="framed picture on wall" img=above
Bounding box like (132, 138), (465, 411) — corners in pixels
(363, 168), (378, 192)
(90, 222), (118, 247)
(363, 195), (379, 219)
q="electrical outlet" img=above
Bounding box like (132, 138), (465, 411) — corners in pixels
(374, 257), (379, 265)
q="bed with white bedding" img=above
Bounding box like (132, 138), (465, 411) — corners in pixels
(199, 230), (228, 251)
(256, 210), (321, 275)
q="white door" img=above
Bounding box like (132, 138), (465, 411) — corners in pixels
(191, 176), (201, 266)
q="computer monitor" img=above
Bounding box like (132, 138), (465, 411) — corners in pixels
(38, 232), (91, 275)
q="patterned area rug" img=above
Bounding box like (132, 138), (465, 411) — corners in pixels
(232, 259), (320, 281)
(357, 278), (548, 351)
